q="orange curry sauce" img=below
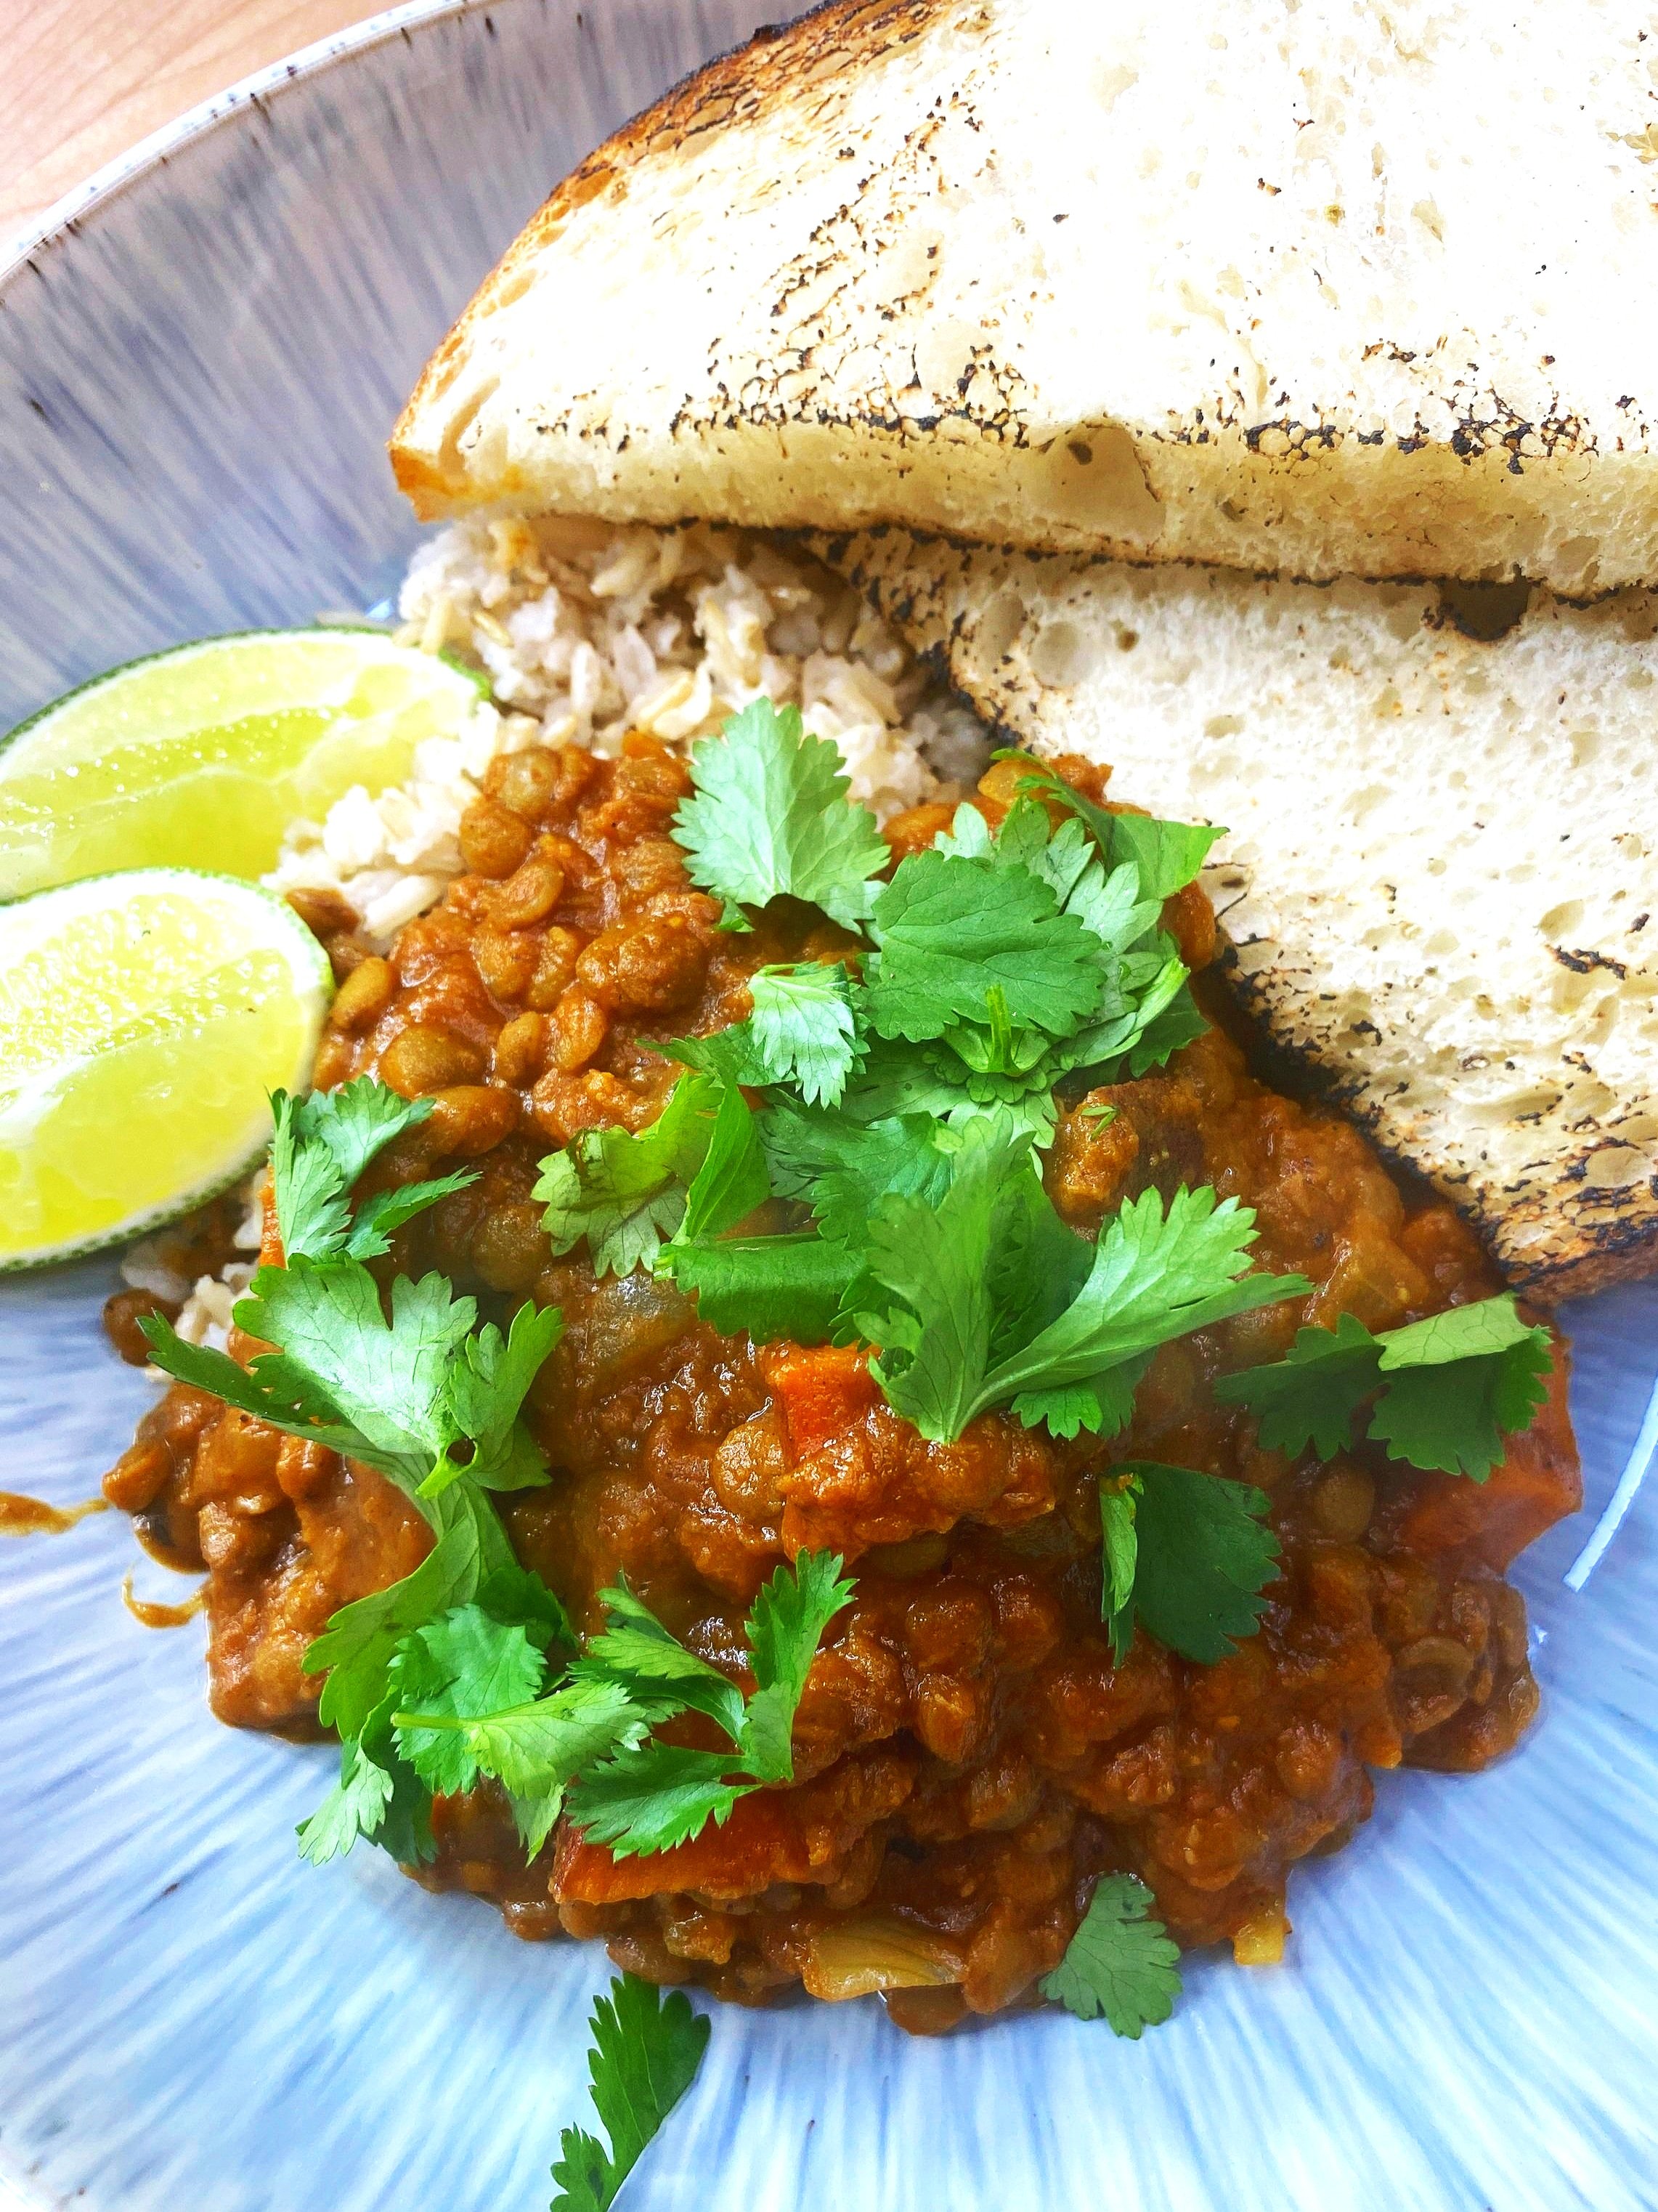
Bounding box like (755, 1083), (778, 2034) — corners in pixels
(104, 743), (1580, 2033)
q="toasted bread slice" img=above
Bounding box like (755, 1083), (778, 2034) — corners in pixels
(816, 527), (1658, 1299)
(395, 0), (1658, 598)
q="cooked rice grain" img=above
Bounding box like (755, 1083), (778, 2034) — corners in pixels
(267, 518), (990, 944)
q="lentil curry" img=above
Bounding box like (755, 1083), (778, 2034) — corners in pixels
(105, 739), (1580, 2033)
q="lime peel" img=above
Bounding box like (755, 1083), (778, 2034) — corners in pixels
(0, 869), (331, 1269)
(0, 629), (487, 900)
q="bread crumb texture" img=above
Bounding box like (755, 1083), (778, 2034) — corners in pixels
(818, 526), (1658, 1300)
(397, 0), (1658, 596)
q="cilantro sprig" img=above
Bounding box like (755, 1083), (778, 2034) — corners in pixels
(550, 1974), (710, 2212)
(564, 1552), (853, 1857)
(854, 1115), (1313, 1443)
(142, 1082), (561, 1499)
(535, 1071), (770, 1281)
(1214, 1295), (1552, 1479)
(662, 701), (1210, 1139)
(672, 696), (888, 929)
(1039, 1873), (1183, 2036)
(139, 1076), (573, 1862)
(534, 705), (1313, 1449)
(650, 1099), (1313, 1446)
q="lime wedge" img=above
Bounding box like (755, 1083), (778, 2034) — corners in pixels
(0, 629), (487, 899)
(0, 870), (331, 1268)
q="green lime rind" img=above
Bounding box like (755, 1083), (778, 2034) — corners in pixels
(0, 628), (489, 902)
(0, 867), (333, 1272)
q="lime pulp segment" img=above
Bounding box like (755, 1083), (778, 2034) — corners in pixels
(0, 869), (332, 1267)
(0, 629), (487, 899)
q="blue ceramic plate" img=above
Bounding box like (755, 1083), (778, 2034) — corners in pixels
(3, 7), (1656, 2208)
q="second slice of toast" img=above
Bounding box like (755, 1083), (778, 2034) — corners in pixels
(818, 527), (1658, 1300)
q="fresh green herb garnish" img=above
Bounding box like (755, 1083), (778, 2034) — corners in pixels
(667, 1231), (861, 1345)
(297, 1536), (587, 1867)
(534, 1073), (720, 1279)
(537, 705), (1317, 1452)
(550, 1974), (710, 2212)
(535, 1071), (771, 1279)
(671, 697), (889, 929)
(1099, 1462), (1280, 1665)
(393, 1670), (652, 1860)
(760, 1101), (956, 1247)
(1214, 1294), (1552, 1479)
(662, 711), (1212, 1135)
(855, 1116), (1313, 1444)
(1000, 749), (1226, 899)
(269, 1079), (476, 1262)
(736, 960), (861, 1107)
(861, 843), (1104, 1042)
(142, 1077), (569, 1864)
(146, 1263), (560, 1499)
(657, 1100), (1312, 1444)
(564, 1552), (853, 1857)
(1039, 1873), (1183, 2036)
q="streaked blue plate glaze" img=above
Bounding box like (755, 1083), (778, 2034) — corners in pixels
(2, 7), (1656, 2207)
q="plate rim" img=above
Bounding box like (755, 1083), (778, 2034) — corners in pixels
(1, 0), (489, 290)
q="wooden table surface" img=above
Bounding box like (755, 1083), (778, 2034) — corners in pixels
(1, 0), (377, 251)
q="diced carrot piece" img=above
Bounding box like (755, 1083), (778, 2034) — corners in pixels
(1394, 1346), (1582, 1569)
(761, 1342), (880, 1459)
(553, 1789), (817, 1903)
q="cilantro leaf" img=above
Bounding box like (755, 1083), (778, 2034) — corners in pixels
(738, 1548), (854, 1781)
(656, 1025), (777, 1092)
(145, 1260), (560, 1505)
(760, 1103), (956, 1246)
(666, 966), (860, 1109)
(296, 1689), (436, 1867)
(476, 1560), (577, 1658)
(665, 1231), (861, 1343)
(392, 1676), (649, 1858)
(1100, 811), (1224, 903)
(863, 848), (1103, 1043)
(137, 1315), (389, 1472)
(1375, 1292), (1546, 1369)
(946, 795), (1166, 954)
(572, 1581), (749, 1741)
(1002, 751), (1224, 899)
(747, 963), (860, 1106)
(859, 1114), (1020, 1441)
(1106, 984), (1210, 1082)
(673, 1079), (771, 1246)
(670, 698), (888, 930)
(300, 1482), (508, 1738)
(853, 1130), (1310, 1446)
(1039, 1873), (1182, 2036)
(423, 1298), (564, 1496)
(1215, 1293), (1552, 1479)
(1112, 1461), (1280, 1664)
(296, 1717), (396, 1865)
(1214, 1310), (1383, 1459)
(549, 1974), (710, 2212)
(535, 1074), (717, 1278)
(271, 1079), (468, 1262)
(389, 1604), (548, 1794)
(237, 1261), (476, 1481)
(1368, 1314), (1553, 1479)
(1098, 1480), (1139, 1665)
(344, 1169), (479, 1260)
(991, 1188), (1312, 1435)
(566, 1555), (850, 1857)
(561, 1742), (752, 1859)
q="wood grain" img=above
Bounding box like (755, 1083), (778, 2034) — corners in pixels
(0, 0), (375, 249)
